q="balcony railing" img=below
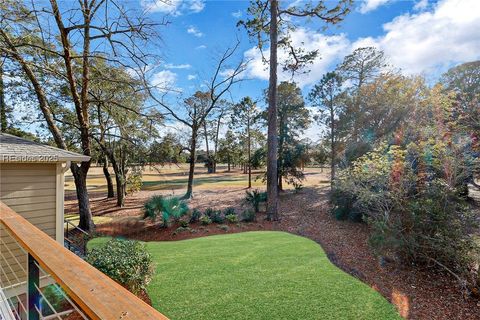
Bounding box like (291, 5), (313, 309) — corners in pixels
(0, 201), (169, 320)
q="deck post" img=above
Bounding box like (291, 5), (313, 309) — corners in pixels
(28, 253), (40, 320)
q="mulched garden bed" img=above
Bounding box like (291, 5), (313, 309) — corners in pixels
(95, 218), (278, 242)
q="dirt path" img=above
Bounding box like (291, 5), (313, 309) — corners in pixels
(66, 171), (479, 319)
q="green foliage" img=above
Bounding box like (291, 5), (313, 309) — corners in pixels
(334, 143), (480, 289)
(204, 208), (224, 224)
(218, 224), (229, 232)
(126, 167), (143, 194)
(245, 189), (267, 212)
(189, 208), (202, 223)
(143, 195), (163, 219)
(179, 220), (189, 228)
(275, 82), (311, 189)
(148, 133), (186, 164)
(173, 226), (192, 235)
(223, 207), (236, 216)
(200, 215), (212, 225)
(225, 214), (238, 224)
(40, 285), (69, 316)
(86, 239), (154, 294)
(241, 209), (256, 222)
(143, 195), (189, 227)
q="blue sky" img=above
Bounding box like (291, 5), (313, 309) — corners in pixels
(12, 0), (480, 142)
(138, 0), (480, 108)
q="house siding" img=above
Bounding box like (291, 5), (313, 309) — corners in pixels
(0, 163), (58, 288)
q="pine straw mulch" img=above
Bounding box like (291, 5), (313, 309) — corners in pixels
(66, 184), (480, 319)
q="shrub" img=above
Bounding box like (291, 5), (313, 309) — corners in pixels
(189, 208), (202, 223)
(126, 167), (143, 194)
(204, 207), (215, 218)
(245, 189), (267, 212)
(205, 208), (224, 224)
(179, 220), (189, 228)
(225, 214), (238, 224)
(241, 209), (256, 222)
(41, 285), (69, 316)
(211, 212), (224, 224)
(86, 239), (154, 294)
(143, 195), (189, 227)
(218, 224), (229, 232)
(335, 143), (480, 292)
(173, 226), (191, 235)
(223, 207), (236, 216)
(200, 216), (212, 225)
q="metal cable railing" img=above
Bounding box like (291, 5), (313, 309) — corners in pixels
(0, 201), (168, 320)
(1, 225), (88, 320)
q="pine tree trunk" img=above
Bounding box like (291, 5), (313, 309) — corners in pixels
(0, 59), (7, 132)
(247, 118), (252, 188)
(266, 0), (279, 221)
(185, 129), (197, 199)
(330, 105), (335, 190)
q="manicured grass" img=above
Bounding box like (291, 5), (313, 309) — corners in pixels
(88, 231), (400, 320)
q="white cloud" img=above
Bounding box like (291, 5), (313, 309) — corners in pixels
(187, 26), (203, 37)
(141, 0), (205, 16)
(165, 63), (191, 69)
(359, 0), (392, 13)
(151, 70), (177, 89)
(244, 0), (480, 84)
(231, 10), (242, 18)
(358, 0), (480, 74)
(244, 28), (350, 88)
(187, 74), (197, 80)
(195, 45), (207, 50)
(413, 0), (429, 11)
(189, 0), (205, 13)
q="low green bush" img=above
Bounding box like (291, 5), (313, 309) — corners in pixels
(86, 239), (154, 294)
(189, 208), (202, 223)
(223, 207), (236, 216)
(241, 209), (256, 222)
(179, 220), (189, 228)
(225, 214), (238, 223)
(200, 216), (212, 225)
(205, 208), (224, 223)
(173, 226), (191, 235)
(218, 224), (229, 232)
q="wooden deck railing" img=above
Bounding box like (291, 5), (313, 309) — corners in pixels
(0, 201), (169, 320)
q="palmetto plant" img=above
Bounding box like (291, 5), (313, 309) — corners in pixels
(143, 195), (189, 227)
(245, 189), (267, 213)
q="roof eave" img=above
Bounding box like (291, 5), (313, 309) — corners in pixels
(58, 156), (91, 162)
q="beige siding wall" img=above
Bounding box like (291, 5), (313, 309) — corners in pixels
(0, 163), (57, 288)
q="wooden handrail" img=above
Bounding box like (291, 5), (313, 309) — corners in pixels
(0, 202), (168, 320)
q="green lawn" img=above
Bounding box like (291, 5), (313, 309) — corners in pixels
(88, 231), (400, 320)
